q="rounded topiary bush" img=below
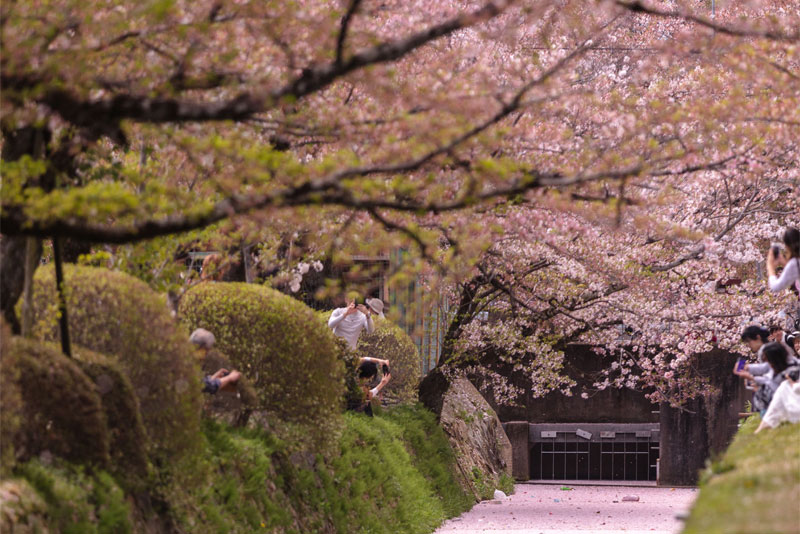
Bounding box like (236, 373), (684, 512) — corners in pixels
(29, 265), (202, 464)
(6, 337), (110, 467)
(357, 318), (421, 405)
(72, 346), (149, 482)
(179, 282), (345, 444)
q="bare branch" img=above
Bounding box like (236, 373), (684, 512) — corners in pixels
(616, 0), (800, 42)
(4, 0), (515, 139)
(336, 0), (363, 67)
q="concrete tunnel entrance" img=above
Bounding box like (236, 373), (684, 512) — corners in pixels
(527, 423), (660, 482)
(496, 346), (747, 486)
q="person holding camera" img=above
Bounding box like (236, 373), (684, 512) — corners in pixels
(328, 296), (384, 350)
(736, 325), (771, 379)
(737, 342), (800, 415)
(767, 227), (800, 295)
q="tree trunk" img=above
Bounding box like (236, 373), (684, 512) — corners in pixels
(53, 238), (72, 357)
(421, 274), (489, 416)
(0, 237), (27, 333)
(1, 125), (54, 333)
(20, 237), (42, 337)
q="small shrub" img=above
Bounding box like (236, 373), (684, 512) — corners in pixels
(7, 337), (110, 468)
(179, 282), (345, 448)
(356, 318), (422, 405)
(29, 265), (203, 465)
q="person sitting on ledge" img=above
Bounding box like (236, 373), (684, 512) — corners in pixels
(190, 328), (242, 394)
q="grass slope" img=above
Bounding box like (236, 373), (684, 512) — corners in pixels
(6, 404), (473, 534)
(682, 417), (800, 534)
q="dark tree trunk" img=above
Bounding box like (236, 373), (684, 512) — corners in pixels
(0, 126), (54, 333)
(420, 272), (492, 416)
(53, 238), (72, 357)
(0, 237), (27, 333)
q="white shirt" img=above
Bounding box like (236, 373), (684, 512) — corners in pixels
(761, 379), (800, 429)
(769, 257), (800, 294)
(328, 307), (374, 350)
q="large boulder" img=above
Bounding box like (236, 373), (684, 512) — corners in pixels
(356, 318), (421, 405)
(29, 265), (203, 464)
(179, 282), (345, 447)
(439, 377), (514, 501)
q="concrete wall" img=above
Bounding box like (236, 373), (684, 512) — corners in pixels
(491, 344), (658, 424)
(658, 349), (746, 486)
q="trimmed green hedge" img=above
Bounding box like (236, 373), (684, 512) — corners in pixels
(29, 265), (203, 465)
(5, 337), (111, 468)
(357, 318), (421, 404)
(72, 346), (149, 484)
(683, 417), (800, 534)
(179, 282), (345, 448)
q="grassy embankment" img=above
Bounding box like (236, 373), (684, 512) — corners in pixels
(682, 417), (800, 534)
(5, 405), (475, 534)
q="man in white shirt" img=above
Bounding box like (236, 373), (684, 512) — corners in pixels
(328, 297), (389, 365)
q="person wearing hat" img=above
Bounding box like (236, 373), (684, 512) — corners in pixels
(328, 295), (389, 366)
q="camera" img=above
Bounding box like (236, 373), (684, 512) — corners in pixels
(382, 363), (390, 375)
(771, 242), (784, 259)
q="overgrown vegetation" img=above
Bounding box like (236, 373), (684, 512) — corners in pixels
(683, 417), (800, 534)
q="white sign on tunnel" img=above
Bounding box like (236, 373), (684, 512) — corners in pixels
(576, 429), (592, 440)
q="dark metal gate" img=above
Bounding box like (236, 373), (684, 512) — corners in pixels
(528, 423), (660, 481)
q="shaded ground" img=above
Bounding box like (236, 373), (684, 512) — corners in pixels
(435, 483), (697, 534)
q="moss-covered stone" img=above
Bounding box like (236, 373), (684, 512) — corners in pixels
(357, 317), (422, 405)
(0, 479), (50, 534)
(179, 282), (345, 447)
(29, 265), (203, 465)
(6, 337), (110, 468)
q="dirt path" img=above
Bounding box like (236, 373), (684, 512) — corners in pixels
(435, 483), (697, 534)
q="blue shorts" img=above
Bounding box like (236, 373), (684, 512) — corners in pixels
(202, 376), (221, 394)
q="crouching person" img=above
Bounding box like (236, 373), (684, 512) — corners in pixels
(347, 360), (391, 417)
(190, 328), (257, 425)
(190, 328), (242, 394)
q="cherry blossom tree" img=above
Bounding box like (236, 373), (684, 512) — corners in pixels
(2, 0), (799, 405)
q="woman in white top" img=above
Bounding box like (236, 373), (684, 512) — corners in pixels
(767, 227), (800, 295)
